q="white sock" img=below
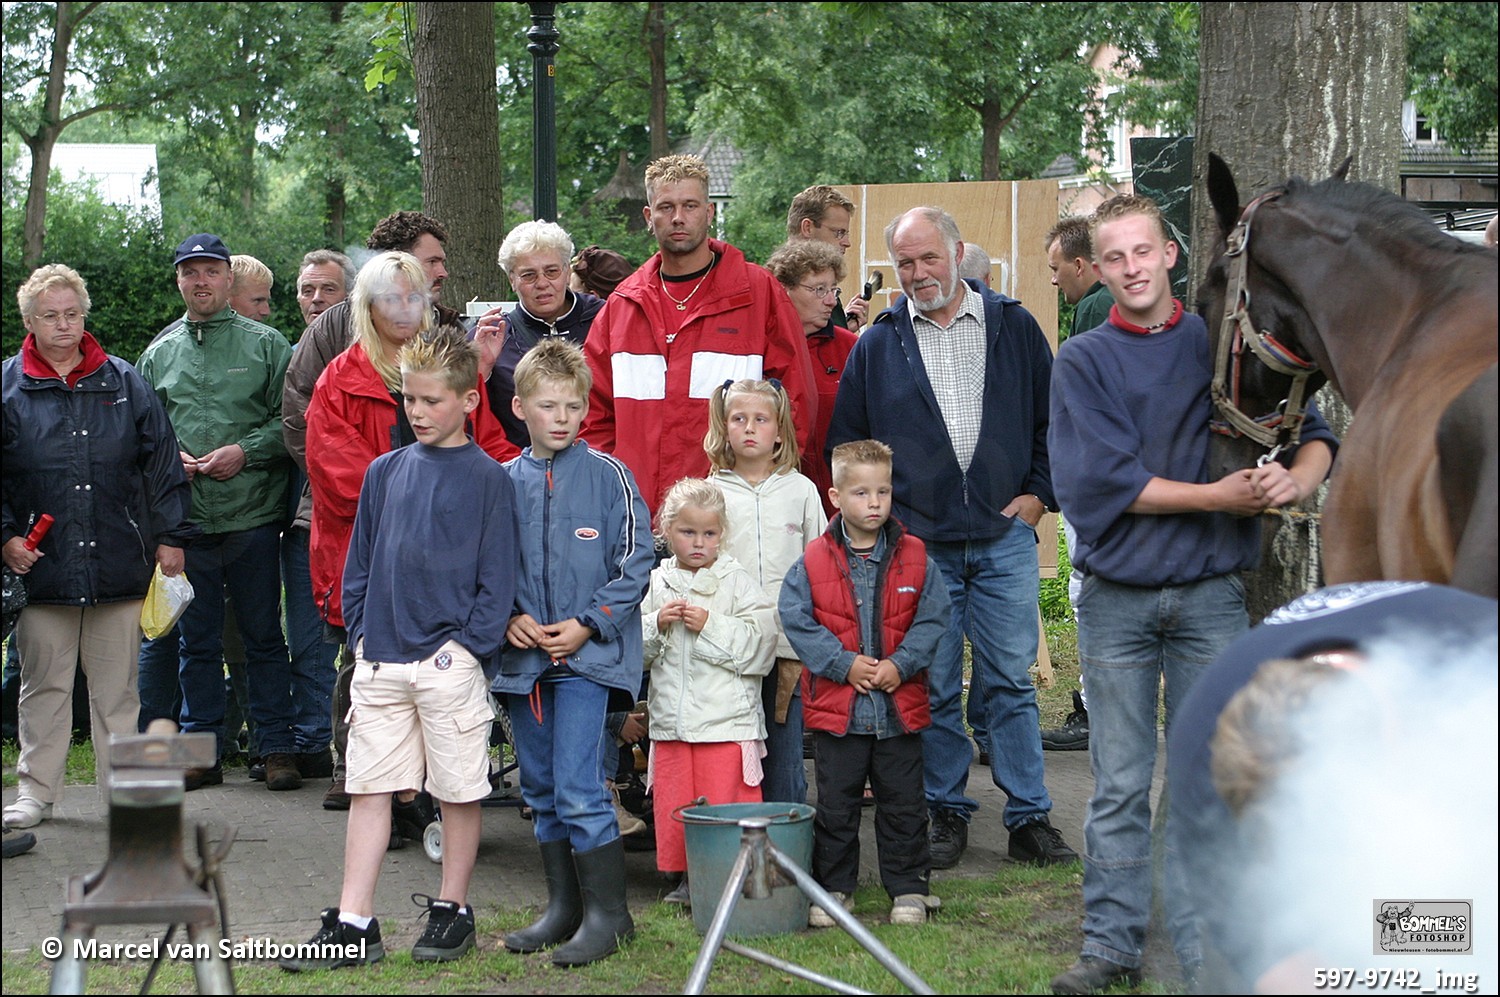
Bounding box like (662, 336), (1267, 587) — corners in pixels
(339, 911), (373, 930)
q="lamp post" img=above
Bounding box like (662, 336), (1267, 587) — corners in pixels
(527, 2), (559, 222)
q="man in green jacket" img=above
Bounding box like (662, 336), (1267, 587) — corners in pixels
(1046, 215), (1115, 337)
(137, 233), (299, 792)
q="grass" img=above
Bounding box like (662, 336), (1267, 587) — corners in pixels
(0, 863), (1134, 995)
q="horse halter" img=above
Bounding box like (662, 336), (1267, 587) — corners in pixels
(1210, 189), (1321, 462)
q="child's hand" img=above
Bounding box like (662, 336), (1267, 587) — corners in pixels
(620, 711), (648, 743)
(872, 659), (901, 692)
(506, 613), (546, 648)
(847, 654), (880, 693)
(538, 618), (592, 658)
(656, 599), (687, 625)
(680, 604), (708, 633)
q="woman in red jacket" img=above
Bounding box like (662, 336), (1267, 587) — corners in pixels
(306, 251), (515, 633)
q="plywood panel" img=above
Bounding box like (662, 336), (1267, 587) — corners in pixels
(832, 180), (1061, 577)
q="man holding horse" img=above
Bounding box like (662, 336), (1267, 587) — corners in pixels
(1047, 193), (1336, 995)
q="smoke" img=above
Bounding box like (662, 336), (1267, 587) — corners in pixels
(1236, 632), (1498, 993)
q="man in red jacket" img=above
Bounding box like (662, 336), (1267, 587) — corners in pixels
(581, 154), (816, 514)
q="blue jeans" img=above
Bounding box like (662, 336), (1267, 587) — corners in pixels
(177, 525), (296, 759)
(506, 673), (617, 853)
(923, 517), (1049, 828)
(137, 626), (180, 731)
(760, 668), (807, 804)
(1076, 572), (1246, 970)
(282, 527), (337, 752)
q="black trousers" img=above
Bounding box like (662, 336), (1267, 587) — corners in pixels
(812, 730), (930, 898)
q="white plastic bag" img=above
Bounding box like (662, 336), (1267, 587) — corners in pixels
(141, 566), (194, 639)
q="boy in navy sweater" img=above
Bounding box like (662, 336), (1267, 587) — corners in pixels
(282, 326), (519, 970)
(1046, 194), (1335, 994)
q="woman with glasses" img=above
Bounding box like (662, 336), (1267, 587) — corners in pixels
(478, 221), (616, 448)
(2, 264), (193, 828)
(765, 240), (856, 514)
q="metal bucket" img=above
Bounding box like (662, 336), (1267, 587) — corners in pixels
(676, 801), (815, 936)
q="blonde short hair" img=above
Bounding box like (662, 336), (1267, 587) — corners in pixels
(230, 254), (273, 290)
(655, 477), (728, 540)
(703, 379), (800, 474)
(644, 154), (710, 203)
(398, 323), (478, 396)
(513, 338), (591, 403)
(830, 439), (894, 488)
(497, 220), (575, 277)
(1090, 194), (1171, 254)
(18, 263), (91, 318)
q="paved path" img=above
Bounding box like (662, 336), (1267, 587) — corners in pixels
(5, 745), (1180, 983)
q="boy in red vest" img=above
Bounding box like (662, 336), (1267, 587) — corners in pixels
(779, 439), (952, 926)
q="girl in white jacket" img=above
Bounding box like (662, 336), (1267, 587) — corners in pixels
(705, 379), (826, 805)
(643, 477), (777, 904)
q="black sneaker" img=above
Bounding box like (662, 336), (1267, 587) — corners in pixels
(1042, 692), (1089, 751)
(411, 894), (475, 962)
(278, 908), (385, 971)
(184, 764), (223, 791)
(393, 792), (439, 842)
(928, 808), (968, 870)
(1008, 816), (1079, 866)
(1050, 955), (1142, 994)
(3, 827), (38, 859)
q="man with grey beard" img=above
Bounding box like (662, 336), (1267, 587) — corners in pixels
(826, 206), (1075, 872)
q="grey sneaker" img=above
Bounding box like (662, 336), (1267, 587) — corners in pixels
(278, 908), (384, 971)
(889, 893), (940, 925)
(807, 891), (852, 928)
(411, 894), (476, 962)
(1042, 691), (1089, 751)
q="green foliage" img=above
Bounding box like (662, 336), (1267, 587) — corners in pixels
(1039, 521), (1074, 626)
(1, 174), (178, 363)
(1408, 2), (1499, 152)
(363, 1), (414, 91)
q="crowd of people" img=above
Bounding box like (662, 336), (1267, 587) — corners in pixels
(8, 151), (1492, 992)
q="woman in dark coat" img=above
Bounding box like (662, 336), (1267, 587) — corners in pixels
(2, 264), (193, 827)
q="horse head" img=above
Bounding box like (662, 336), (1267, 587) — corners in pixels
(1200, 153), (1331, 456)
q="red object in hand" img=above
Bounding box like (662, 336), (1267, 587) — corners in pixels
(23, 514), (54, 551)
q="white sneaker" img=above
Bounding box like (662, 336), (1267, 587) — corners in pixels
(889, 893), (940, 925)
(2, 798), (52, 829)
(807, 891), (852, 928)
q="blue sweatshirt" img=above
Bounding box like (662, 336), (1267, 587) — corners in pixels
(825, 280), (1054, 542)
(342, 441), (520, 675)
(1049, 314), (1336, 587)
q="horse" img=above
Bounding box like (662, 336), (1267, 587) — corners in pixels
(1201, 153), (1499, 598)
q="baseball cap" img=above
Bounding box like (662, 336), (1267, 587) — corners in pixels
(173, 234), (232, 266)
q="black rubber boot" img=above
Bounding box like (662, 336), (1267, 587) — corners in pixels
(551, 838), (635, 966)
(505, 839), (583, 953)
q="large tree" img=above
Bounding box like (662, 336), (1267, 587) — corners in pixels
(412, 1), (504, 306)
(1194, 1), (1408, 621)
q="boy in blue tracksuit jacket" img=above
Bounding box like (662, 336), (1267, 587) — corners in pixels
(495, 339), (654, 967)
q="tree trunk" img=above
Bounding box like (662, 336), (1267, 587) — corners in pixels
(646, 1), (669, 160)
(22, 1), (80, 268)
(324, 1), (348, 248)
(413, 1), (505, 308)
(979, 97), (1001, 181)
(1193, 1), (1407, 622)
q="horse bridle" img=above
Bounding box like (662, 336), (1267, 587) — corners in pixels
(1210, 189), (1321, 464)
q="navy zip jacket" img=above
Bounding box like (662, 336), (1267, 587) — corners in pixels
(825, 280), (1054, 542)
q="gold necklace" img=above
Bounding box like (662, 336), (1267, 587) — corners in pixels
(660, 256), (715, 311)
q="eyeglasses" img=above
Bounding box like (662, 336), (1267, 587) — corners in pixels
(816, 224), (850, 241)
(373, 292), (427, 308)
(34, 310), (83, 327)
(514, 266), (565, 286)
(796, 283), (839, 300)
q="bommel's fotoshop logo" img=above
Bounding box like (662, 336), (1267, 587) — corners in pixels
(1373, 900), (1472, 954)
